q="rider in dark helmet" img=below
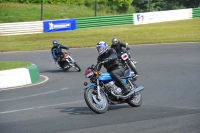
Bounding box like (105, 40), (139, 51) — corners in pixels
(111, 38), (138, 76)
(96, 41), (130, 95)
(51, 40), (69, 68)
(111, 37), (130, 58)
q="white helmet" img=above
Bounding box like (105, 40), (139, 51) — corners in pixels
(96, 41), (108, 55)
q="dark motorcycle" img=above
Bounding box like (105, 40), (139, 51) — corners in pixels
(120, 43), (138, 76)
(55, 50), (81, 72)
(83, 61), (144, 114)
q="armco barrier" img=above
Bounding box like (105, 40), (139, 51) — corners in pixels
(193, 8), (200, 18)
(76, 14), (133, 29)
(0, 21), (43, 36)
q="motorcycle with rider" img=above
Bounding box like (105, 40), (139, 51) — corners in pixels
(83, 41), (144, 114)
(51, 40), (81, 72)
(111, 38), (138, 77)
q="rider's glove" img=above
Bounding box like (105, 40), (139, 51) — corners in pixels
(126, 47), (130, 50)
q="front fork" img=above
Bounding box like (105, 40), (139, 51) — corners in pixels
(124, 60), (130, 69)
(66, 56), (75, 64)
(96, 79), (102, 99)
(125, 59), (137, 68)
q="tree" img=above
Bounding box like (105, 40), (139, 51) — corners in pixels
(132, 0), (200, 13)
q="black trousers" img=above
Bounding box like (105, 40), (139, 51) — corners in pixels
(109, 67), (126, 91)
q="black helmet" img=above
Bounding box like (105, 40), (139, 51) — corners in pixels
(112, 38), (118, 45)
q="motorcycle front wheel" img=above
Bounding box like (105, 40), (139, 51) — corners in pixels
(126, 83), (142, 107)
(128, 60), (138, 75)
(74, 63), (81, 72)
(84, 86), (108, 114)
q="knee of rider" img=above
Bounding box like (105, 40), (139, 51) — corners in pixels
(110, 71), (117, 77)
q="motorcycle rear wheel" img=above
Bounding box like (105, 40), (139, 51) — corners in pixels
(84, 87), (108, 114)
(126, 83), (142, 107)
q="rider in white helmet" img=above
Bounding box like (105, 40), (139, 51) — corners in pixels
(96, 41), (130, 95)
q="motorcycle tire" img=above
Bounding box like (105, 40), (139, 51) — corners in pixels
(126, 82), (142, 107)
(127, 60), (138, 75)
(84, 86), (108, 114)
(74, 63), (81, 72)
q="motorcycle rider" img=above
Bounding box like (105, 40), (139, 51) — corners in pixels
(96, 41), (130, 95)
(51, 40), (69, 68)
(111, 37), (130, 58)
(111, 37), (138, 76)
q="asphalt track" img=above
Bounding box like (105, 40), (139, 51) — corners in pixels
(0, 42), (200, 133)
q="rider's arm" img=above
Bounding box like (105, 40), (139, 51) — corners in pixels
(119, 42), (130, 50)
(60, 44), (69, 50)
(96, 57), (103, 71)
(51, 48), (58, 60)
(108, 48), (118, 61)
(118, 42), (126, 48)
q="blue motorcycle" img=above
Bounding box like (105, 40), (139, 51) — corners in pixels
(83, 61), (144, 114)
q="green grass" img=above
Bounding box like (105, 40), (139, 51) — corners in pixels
(0, 3), (124, 23)
(0, 61), (32, 71)
(0, 18), (199, 52)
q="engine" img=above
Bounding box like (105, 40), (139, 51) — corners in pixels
(105, 81), (122, 95)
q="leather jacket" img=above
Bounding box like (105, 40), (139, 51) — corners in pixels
(111, 41), (128, 57)
(96, 48), (123, 72)
(51, 44), (69, 59)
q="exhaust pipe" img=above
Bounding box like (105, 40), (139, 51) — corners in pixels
(111, 86), (144, 99)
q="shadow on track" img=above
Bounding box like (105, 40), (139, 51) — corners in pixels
(40, 69), (80, 73)
(56, 105), (131, 115)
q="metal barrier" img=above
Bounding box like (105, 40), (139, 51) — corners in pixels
(193, 8), (200, 18)
(76, 14), (133, 29)
(0, 21), (43, 36)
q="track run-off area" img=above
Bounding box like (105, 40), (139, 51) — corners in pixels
(0, 42), (200, 133)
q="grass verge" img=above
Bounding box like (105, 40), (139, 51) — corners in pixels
(0, 18), (200, 52)
(0, 61), (31, 71)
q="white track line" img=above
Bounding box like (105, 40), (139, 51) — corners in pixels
(0, 75), (49, 91)
(0, 100), (84, 114)
(0, 88), (69, 102)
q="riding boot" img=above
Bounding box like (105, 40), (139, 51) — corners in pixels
(123, 84), (131, 95)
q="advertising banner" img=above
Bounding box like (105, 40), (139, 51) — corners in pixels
(134, 9), (192, 25)
(43, 19), (76, 33)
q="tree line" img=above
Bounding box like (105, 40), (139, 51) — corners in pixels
(1, 0), (199, 13)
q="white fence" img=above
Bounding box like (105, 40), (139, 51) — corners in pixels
(0, 21), (43, 36)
